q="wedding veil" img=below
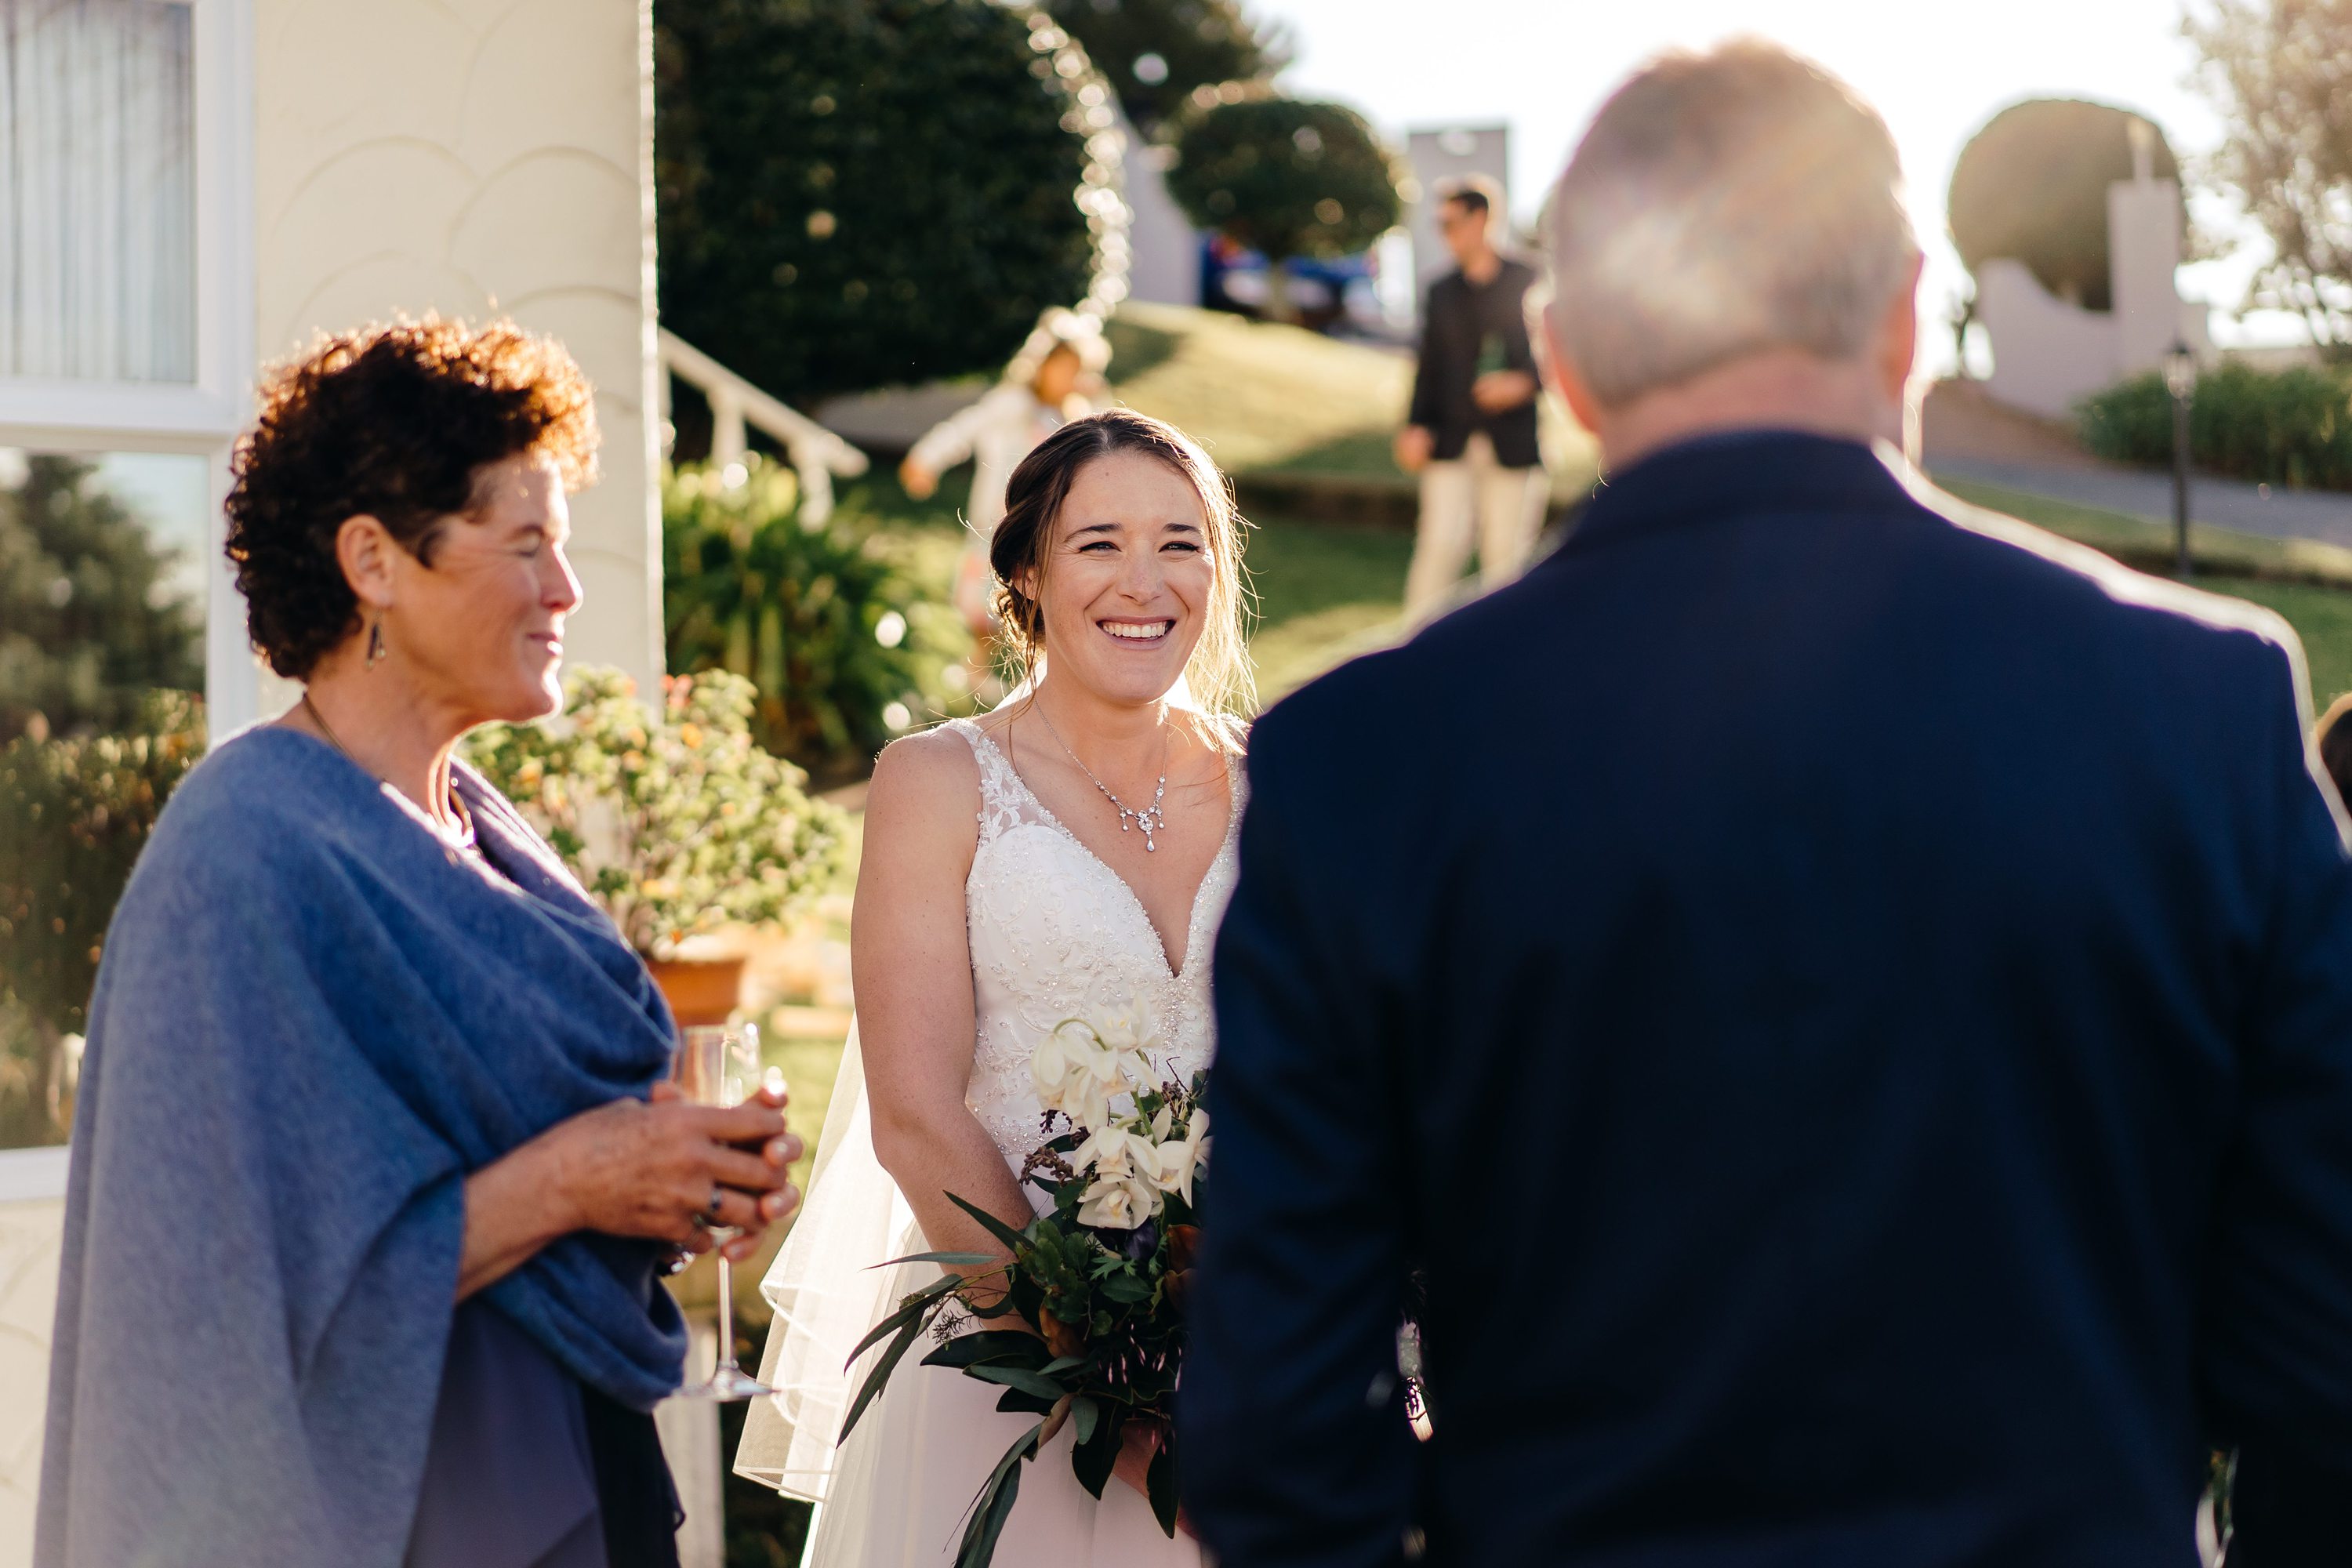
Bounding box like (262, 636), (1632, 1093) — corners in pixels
(735, 1018), (920, 1501)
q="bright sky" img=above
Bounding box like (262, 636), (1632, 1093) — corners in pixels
(1257, 0), (2296, 373)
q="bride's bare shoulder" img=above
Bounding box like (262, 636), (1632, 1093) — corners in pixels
(862, 724), (984, 849)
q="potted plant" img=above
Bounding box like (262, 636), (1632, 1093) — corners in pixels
(464, 666), (845, 1023)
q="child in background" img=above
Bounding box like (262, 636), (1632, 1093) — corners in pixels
(901, 308), (1112, 637)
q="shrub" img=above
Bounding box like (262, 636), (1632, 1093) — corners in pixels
(662, 459), (972, 779)
(2076, 361), (2352, 490)
(1950, 99), (2182, 312)
(463, 667), (844, 960)
(1167, 96), (1402, 318)
(0, 690), (204, 1147)
(654, 0), (1127, 403)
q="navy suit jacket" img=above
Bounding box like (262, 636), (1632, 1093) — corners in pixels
(1182, 433), (2352, 1566)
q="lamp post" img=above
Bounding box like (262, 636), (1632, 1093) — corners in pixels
(2165, 339), (2196, 579)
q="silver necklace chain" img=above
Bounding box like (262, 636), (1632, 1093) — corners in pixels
(1036, 705), (1170, 852)
(301, 691), (477, 852)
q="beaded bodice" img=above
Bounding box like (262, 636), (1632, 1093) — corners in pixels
(946, 719), (1242, 1196)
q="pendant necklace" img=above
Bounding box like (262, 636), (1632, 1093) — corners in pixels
(1036, 705), (1170, 851)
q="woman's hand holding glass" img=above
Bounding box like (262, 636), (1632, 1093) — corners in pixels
(545, 1082), (802, 1265)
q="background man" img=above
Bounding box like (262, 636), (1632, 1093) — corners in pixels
(1396, 176), (1548, 626)
(1187, 39), (2352, 1567)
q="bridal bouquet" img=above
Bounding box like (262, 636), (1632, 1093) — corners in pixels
(841, 1001), (1207, 1566)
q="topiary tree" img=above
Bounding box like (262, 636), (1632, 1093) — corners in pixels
(0, 454), (203, 746)
(655, 0), (1129, 406)
(1167, 96), (1402, 321)
(1948, 97), (2183, 314)
(1041, 0), (1289, 139)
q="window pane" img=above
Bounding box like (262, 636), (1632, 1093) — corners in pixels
(1, 448), (207, 1149)
(0, 2), (197, 383)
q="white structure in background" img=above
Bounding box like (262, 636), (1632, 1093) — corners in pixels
(1120, 112), (1200, 308)
(1977, 122), (2211, 419)
(1403, 123), (1511, 303)
(660, 330), (869, 524)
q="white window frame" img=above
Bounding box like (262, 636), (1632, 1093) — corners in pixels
(0, 0), (255, 1199)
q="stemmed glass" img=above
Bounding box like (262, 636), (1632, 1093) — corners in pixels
(670, 1022), (780, 1402)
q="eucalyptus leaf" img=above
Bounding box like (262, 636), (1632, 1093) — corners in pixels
(955, 1423), (1038, 1568)
(967, 1363), (1073, 1402)
(947, 1192), (1035, 1254)
(1146, 1435), (1180, 1537)
(924, 1331), (1052, 1372)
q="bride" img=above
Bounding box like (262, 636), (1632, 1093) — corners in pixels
(738, 408), (1253, 1564)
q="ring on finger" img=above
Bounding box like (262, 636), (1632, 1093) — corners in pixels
(706, 1184), (724, 1221)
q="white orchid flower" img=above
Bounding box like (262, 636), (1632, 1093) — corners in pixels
(1076, 1166), (1161, 1229)
(1152, 1109), (1207, 1206)
(1076, 1123), (1158, 1181)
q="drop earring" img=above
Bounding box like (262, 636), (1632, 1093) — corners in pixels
(365, 619), (387, 670)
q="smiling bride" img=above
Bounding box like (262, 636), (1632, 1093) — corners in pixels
(737, 409), (1252, 1565)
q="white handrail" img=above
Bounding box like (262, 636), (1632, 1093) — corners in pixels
(658, 329), (870, 525)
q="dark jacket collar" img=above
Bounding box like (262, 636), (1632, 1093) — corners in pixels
(1569, 430), (1918, 552)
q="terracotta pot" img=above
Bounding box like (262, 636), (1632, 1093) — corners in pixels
(648, 956), (746, 1028)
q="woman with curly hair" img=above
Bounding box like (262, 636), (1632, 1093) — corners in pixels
(35, 318), (801, 1568)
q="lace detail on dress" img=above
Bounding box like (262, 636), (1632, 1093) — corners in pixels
(942, 717), (1243, 1179)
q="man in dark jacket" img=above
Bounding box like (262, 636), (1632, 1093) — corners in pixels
(1397, 176), (1548, 626)
(1185, 38), (2352, 1568)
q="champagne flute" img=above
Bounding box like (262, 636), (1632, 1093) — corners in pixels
(670, 1022), (779, 1402)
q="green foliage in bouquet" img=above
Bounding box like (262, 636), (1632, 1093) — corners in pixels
(662, 459), (971, 779)
(463, 666), (844, 960)
(843, 1009), (1208, 1566)
(0, 690), (204, 1146)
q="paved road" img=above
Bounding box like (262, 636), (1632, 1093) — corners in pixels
(1929, 456), (2352, 552)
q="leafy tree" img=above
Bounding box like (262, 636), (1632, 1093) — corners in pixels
(655, 0), (1128, 405)
(1167, 96), (1402, 319)
(1041, 0), (1289, 138)
(2187, 0), (2352, 353)
(1948, 98), (2182, 313)
(0, 454), (203, 745)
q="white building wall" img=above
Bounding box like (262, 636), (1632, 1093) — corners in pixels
(252, 0), (665, 690)
(0, 1195), (66, 1568)
(1120, 118), (1199, 308)
(1980, 171), (2210, 422)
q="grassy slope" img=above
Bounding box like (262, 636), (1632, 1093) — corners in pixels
(1108, 302), (1600, 499)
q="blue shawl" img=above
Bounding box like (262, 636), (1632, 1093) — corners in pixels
(36, 727), (684, 1566)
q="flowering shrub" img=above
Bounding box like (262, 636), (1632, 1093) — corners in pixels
(463, 666), (844, 958)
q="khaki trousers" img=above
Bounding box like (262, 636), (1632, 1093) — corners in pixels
(1403, 433), (1549, 627)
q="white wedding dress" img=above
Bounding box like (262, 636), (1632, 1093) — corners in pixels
(739, 717), (1239, 1566)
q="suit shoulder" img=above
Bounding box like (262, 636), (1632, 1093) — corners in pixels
(1901, 470), (2306, 692)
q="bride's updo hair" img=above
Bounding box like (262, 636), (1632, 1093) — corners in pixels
(989, 408), (1255, 719)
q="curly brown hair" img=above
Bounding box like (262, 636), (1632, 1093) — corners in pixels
(225, 316), (601, 679)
